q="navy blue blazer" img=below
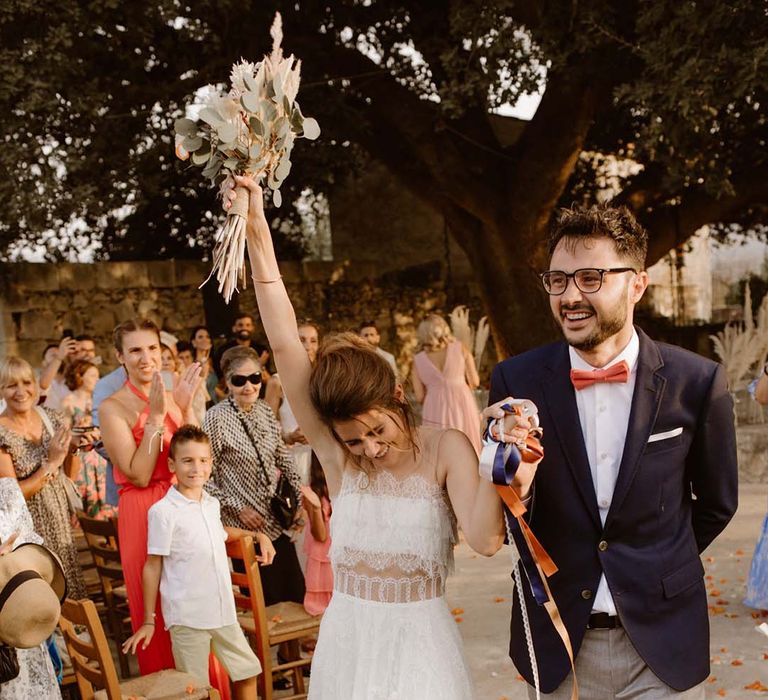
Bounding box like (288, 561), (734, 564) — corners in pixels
(489, 328), (738, 693)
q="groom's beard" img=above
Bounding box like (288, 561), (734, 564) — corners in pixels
(557, 298), (628, 352)
(236, 330), (252, 341)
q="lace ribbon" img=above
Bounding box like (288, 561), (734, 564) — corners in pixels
(481, 400), (578, 700)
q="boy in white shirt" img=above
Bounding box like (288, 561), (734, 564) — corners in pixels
(123, 425), (275, 699)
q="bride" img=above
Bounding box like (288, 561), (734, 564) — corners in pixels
(227, 175), (536, 699)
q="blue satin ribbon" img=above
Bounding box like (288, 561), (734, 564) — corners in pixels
(485, 404), (550, 606)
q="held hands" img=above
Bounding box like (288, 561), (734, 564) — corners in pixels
(172, 363), (204, 414)
(482, 398), (543, 499)
(122, 624), (155, 655)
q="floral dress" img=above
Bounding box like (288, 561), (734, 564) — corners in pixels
(0, 408), (87, 599)
(0, 478), (62, 700)
(70, 407), (117, 520)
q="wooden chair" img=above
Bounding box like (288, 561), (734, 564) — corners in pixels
(226, 535), (321, 700)
(59, 598), (220, 700)
(76, 513), (131, 677)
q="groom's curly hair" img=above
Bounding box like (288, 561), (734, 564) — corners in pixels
(548, 204), (648, 270)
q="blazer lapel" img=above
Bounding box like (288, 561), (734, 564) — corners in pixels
(541, 343), (601, 529)
(605, 329), (666, 528)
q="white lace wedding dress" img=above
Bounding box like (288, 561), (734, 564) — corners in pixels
(308, 433), (475, 699)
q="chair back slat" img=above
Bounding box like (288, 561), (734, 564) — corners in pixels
(226, 536), (272, 663)
(60, 598), (123, 700)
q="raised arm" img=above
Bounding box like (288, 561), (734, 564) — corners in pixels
(230, 176), (345, 493)
(463, 346), (480, 390)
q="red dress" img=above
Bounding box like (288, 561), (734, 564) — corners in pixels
(118, 381), (230, 699)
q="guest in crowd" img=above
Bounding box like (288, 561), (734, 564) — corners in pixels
(176, 341), (195, 369)
(358, 320), (398, 375)
(160, 343), (178, 375)
(40, 335), (78, 410)
(0, 357), (88, 599)
(411, 314), (482, 455)
(204, 346), (305, 606)
(213, 313), (261, 375)
(0, 477), (63, 699)
(91, 363), (127, 508)
(746, 365), (768, 610)
(99, 319), (203, 674)
(73, 334), (97, 362)
(190, 325), (220, 408)
(61, 360), (116, 520)
(265, 320), (320, 483)
(301, 458), (332, 616)
(122, 426), (271, 700)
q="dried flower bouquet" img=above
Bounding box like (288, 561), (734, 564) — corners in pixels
(174, 12), (320, 301)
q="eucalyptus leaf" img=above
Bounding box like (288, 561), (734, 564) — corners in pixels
(174, 117), (197, 136)
(249, 116), (263, 136)
(266, 80), (275, 99)
(275, 157), (291, 181)
(274, 116), (290, 138)
(273, 76), (284, 104)
(273, 188), (282, 207)
(217, 122), (238, 143)
(223, 157), (239, 169)
(261, 100), (277, 122)
(302, 117), (321, 140)
(183, 135), (203, 152)
(192, 150), (211, 165)
(244, 71), (259, 93)
(241, 91), (260, 113)
(267, 169), (279, 189)
(199, 107), (223, 127)
(249, 144), (262, 159)
(283, 95), (292, 114)
(290, 107), (303, 131)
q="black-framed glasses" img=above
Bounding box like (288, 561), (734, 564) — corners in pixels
(540, 267), (637, 296)
(230, 372), (262, 387)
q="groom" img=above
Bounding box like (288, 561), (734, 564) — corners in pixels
(489, 205), (738, 698)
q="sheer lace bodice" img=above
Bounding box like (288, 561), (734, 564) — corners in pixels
(329, 462), (457, 604)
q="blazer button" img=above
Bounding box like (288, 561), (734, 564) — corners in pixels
(581, 589), (592, 600)
(598, 540), (608, 552)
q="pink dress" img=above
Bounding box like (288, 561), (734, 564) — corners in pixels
(413, 341), (482, 455)
(303, 496), (332, 616)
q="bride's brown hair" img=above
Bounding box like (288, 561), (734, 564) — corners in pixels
(309, 333), (418, 470)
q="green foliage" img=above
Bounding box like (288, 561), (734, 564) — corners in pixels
(0, 0), (765, 265)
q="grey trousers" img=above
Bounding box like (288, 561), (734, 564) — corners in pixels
(526, 627), (706, 699)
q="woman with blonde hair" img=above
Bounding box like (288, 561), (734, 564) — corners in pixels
(221, 175), (534, 699)
(0, 356), (88, 599)
(411, 314), (483, 454)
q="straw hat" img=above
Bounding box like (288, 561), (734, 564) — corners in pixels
(0, 543), (66, 648)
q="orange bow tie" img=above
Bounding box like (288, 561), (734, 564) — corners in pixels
(570, 360), (630, 391)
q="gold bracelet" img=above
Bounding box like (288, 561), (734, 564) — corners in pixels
(252, 275), (282, 284)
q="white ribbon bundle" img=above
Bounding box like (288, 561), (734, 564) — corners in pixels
(174, 13), (320, 301)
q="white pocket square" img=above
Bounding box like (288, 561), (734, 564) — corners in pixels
(648, 427), (683, 443)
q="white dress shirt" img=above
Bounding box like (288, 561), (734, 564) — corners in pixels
(148, 486), (237, 629)
(569, 329), (639, 615)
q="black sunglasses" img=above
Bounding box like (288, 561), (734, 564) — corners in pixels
(230, 372), (262, 387)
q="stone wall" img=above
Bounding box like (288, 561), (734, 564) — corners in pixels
(0, 258), (487, 379)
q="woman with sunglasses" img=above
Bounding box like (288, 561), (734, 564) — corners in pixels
(203, 345), (305, 607)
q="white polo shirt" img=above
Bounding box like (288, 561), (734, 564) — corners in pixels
(147, 486), (237, 630)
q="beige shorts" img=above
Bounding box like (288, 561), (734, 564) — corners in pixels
(169, 623), (261, 682)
